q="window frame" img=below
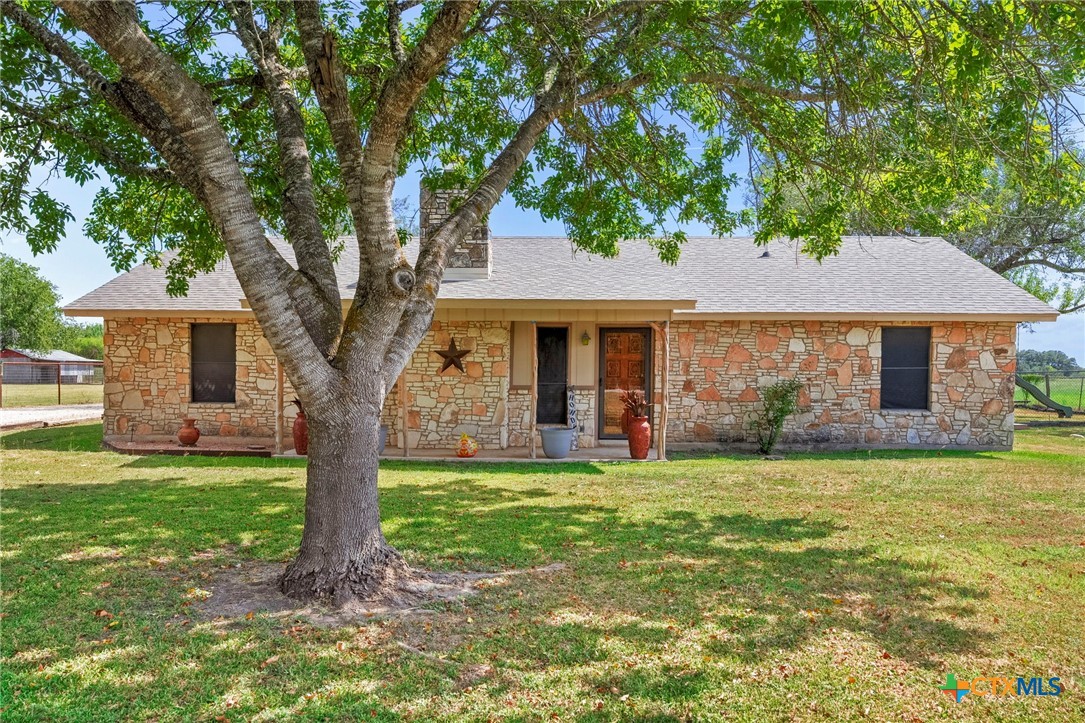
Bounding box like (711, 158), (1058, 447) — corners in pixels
(879, 326), (932, 412)
(190, 323), (237, 404)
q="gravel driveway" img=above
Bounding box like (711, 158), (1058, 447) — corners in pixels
(0, 404), (104, 429)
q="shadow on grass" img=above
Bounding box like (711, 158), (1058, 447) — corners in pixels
(671, 446), (1008, 462)
(121, 455), (607, 475)
(5, 469), (987, 686)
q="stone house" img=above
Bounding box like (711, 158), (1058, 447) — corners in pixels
(65, 187), (1057, 454)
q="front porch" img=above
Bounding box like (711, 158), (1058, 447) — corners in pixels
(102, 433), (660, 462)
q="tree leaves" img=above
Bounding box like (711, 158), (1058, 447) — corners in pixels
(0, 253), (65, 350)
(2, 0), (1083, 276)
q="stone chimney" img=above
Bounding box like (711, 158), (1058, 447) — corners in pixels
(419, 180), (492, 280)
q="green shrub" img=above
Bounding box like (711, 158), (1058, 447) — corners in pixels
(750, 378), (807, 454)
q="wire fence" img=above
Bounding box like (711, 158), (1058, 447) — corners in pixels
(1015, 371), (1085, 412)
(0, 361), (105, 408)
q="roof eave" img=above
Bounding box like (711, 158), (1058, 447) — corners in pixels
(64, 307), (253, 318)
(236, 298), (700, 310)
(672, 310), (1059, 322)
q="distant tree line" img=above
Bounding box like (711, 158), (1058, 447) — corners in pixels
(0, 253), (102, 359)
(1016, 349), (1081, 373)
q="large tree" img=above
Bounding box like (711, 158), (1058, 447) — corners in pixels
(945, 164), (1085, 314)
(2, 0), (1083, 604)
(0, 252), (64, 350)
(757, 159), (1085, 312)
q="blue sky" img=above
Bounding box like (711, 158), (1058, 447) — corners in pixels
(2, 169), (1082, 363)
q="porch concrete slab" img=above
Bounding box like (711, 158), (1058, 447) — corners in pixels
(101, 434), (659, 462)
(274, 445), (659, 463)
(103, 434), (278, 457)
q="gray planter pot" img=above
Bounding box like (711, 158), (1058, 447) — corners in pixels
(540, 426), (576, 459)
(379, 425), (388, 456)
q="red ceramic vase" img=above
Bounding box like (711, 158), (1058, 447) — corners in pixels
(627, 415), (651, 460)
(293, 411), (309, 456)
(178, 418), (200, 446)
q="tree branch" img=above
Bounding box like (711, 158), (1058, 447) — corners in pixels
(228, 0), (341, 353)
(0, 98), (173, 181)
(293, 0), (370, 265)
(575, 70), (833, 108)
(575, 72), (653, 107)
(386, 0), (406, 65)
(1001, 257), (1085, 275)
(5, 2), (213, 205)
(382, 86), (563, 383)
(55, 0), (336, 402)
(359, 0), (481, 263)
(1059, 300), (1085, 314)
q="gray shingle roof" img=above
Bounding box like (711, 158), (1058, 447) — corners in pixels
(4, 348), (98, 362)
(65, 235), (1057, 320)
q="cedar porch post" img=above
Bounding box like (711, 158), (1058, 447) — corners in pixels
(658, 320), (669, 461)
(399, 372), (410, 458)
(529, 321), (538, 459)
(275, 358), (284, 455)
(650, 321), (670, 462)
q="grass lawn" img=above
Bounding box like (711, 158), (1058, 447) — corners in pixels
(2, 423), (1083, 721)
(0, 384), (103, 408)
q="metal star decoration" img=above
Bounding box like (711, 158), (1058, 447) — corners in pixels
(436, 337), (470, 373)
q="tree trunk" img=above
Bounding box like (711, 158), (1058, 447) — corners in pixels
(279, 390), (410, 605)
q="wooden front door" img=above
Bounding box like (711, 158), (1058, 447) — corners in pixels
(598, 328), (651, 439)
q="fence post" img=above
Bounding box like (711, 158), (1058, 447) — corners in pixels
(57, 361), (62, 405)
(0, 361), (4, 408)
(1079, 376), (1083, 412)
(1044, 373), (1051, 397)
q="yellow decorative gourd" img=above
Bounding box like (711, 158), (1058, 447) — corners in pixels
(456, 433), (479, 458)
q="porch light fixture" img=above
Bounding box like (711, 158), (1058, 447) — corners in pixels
(581, 331), (591, 346)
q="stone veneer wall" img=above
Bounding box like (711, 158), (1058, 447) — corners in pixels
(419, 186), (491, 273)
(382, 321), (510, 450)
(104, 315), (1017, 451)
(508, 386), (596, 449)
(667, 320), (1016, 449)
(102, 317), (278, 438)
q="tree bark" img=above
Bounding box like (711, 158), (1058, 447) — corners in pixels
(279, 384), (412, 605)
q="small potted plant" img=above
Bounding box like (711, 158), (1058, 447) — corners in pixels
(620, 389), (651, 459)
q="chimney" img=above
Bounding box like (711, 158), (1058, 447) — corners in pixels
(419, 178), (492, 280)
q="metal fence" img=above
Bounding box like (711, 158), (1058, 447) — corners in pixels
(1015, 371), (1085, 412)
(0, 361), (105, 407)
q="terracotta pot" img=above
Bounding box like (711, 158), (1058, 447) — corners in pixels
(292, 410), (309, 456)
(627, 415), (651, 460)
(178, 418), (200, 446)
(620, 409), (631, 434)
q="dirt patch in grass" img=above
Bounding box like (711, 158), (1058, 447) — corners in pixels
(194, 560), (567, 627)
